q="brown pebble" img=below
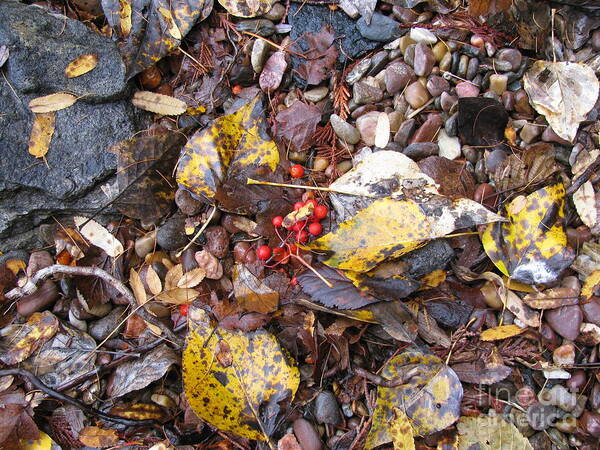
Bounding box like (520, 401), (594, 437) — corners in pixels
(545, 305), (583, 341)
(292, 418), (323, 450)
(26, 250), (54, 278)
(566, 370), (587, 392)
(204, 226), (229, 258)
(473, 183), (498, 209)
(566, 226), (592, 249)
(16, 280), (60, 317)
(580, 411), (600, 437)
(175, 188), (205, 216)
(233, 242), (252, 263)
(139, 65), (162, 90)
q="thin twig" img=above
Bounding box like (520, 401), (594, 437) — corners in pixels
(566, 154), (600, 196)
(0, 368), (157, 426)
(6, 265), (182, 346)
(176, 204), (217, 258)
(353, 366), (419, 388)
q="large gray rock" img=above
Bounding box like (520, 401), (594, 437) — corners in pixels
(0, 1), (148, 251)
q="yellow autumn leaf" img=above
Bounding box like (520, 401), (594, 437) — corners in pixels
(366, 352), (462, 446)
(390, 408), (416, 450)
(481, 183), (575, 285)
(19, 431), (55, 450)
(581, 269), (600, 300)
(118, 0), (132, 37)
(130, 268), (148, 305)
(0, 311), (59, 365)
(78, 426), (119, 448)
(457, 415), (533, 450)
(157, 7), (182, 39)
(176, 95), (279, 201)
(28, 112), (55, 158)
(29, 92), (77, 113)
(64, 54), (99, 78)
(480, 324), (525, 341)
(307, 194), (503, 273)
(131, 91), (187, 115)
(218, 0), (275, 18)
(183, 307), (299, 440)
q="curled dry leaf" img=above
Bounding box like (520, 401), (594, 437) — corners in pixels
(177, 267), (207, 288)
(131, 91), (187, 115)
(573, 181), (597, 228)
(183, 307), (299, 440)
(0, 311), (59, 365)
(218, 0), (274, 17)
(481, 183), (575, 285)
(521, 287), (579, 309)
(64, 54), (99, 78)
(28, 112), (55, 158)
(457, 415), (533, 450)
(479, 324), (524, 341)
(524, 60), (599, 142)
(29, 93), (77, 113)
(282, 201), (314, 229)
(233, 263), (278, 314)
(366, 352), (462, 445)
(73, 217), (124, 258)
(129, 268), (147, 305)
(145, 266), (163, 295)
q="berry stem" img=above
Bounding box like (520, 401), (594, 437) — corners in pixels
(290, 254), (333, 288)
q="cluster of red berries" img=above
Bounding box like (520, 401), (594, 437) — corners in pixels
(256, 198), (328, 262)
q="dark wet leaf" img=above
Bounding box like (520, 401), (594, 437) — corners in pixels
(274, 101), (322, 151)
(0, 388), (39, 445)
(452, 361), (512, 385)
(106, 344), (179, 398)
(425, 299), (474, 328)
(76, 241), (127, 306)
(297, 265), (381, 310)
(101, 0), (213, 78)
(109, 131), (188, 222)
(468, 0), (512, 15)
(295, 26), (339, 85)
(457, 97), (508, 147)
(418, 156), (476, 200)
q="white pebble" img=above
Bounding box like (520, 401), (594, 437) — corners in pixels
(409, 28), (437, 45)
(437, 129), (461, 160)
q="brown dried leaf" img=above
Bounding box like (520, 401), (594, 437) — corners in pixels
(468, 0), (512, 15)
(64, 54), (99, 78)
(129, 268), (147, 305)
(452, 361), (512, 385)
(132, 91), (187, 115)
(157, 287), (199, 304)
(233, 263), (278, 314)
(78, 426), (119, 448)
(29, 93), (77, 113)
(165, 264), (184, 290)
(521, 287), (579, 309)
(145, 266), (163, 295)
(274, 101), (322, 152)
(418, 156), (476, 200)
(177, 267), (206, 288)
(28, 112), (55, 158)
(296, 26), (339, 85)
(573, 181), (597, 228)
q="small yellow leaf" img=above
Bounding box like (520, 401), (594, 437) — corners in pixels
(419, 269), (446, 289)
(65, 54), (99, 78)
(480, 324), (525, 341)
(78, 426), (119, 448)
(457, 415), (533, 449)
(218, 0), (275, 18)
(5, 259), (26, 275)
(29, 93), (77, 113)
(504, 277), (536, 292)
(481, 184), (575, 285)
(28, 112), (55, 158)
(157, 7), (181, 39)
(74, 216), (124, 257)
(19, 431), (54, 450)
(183, 307), (299, 440)
(581, 269), (600, 300)
(282, 202), (314, 228)
(177, 267), (206, 288)
(130, 268), (147, 305)
(131, 91), (187, 115)
(390, 408), (415, 450)
(118, 0), (132, 37)
(0, 311), (59, 365)
(146, 265), (163, 295)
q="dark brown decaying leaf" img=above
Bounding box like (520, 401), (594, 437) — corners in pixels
(457, 97), (508, 147)
(297, 265), (381, 310)
(274, 101), (322, 152)
(259, 51), (287, 94)
(418, 156), (476, 200)
(296, 26), (339, 85)
(468, 0), (512, 16)
(109, 131), (188, 222)
(452, 361), (512, 385)
(0, 388), (40, 446)
(106, 344), (179, 398)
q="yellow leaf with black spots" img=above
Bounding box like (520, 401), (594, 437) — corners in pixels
(581, 269), (600, 300)
(176, 95), (279, 201)
(219, 0), (275, 18)
(481, 183), (575, 285)
(0, 311), (59, 365)
(183, 307), (299, 441)
(366, 352), (462, 446)
(28, 112), (55, 158)
(390, 408), (416, 450)
(307, 194), (503, 273)
(64, 54), (99, 78)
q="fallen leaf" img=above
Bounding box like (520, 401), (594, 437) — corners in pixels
(479, 324), (524, 341)
(581, 269), (600, 300)
(177, 267), (207, 288)
(64, 54), (99, 78)
(524, 60), (599, 142)
(481, 183), (575, 284)
(0, 312), (59, 365)
(145, 266), (163, 295)
(456, 415), (533, 450)
(274, 101), (321, 151)
(366, 352), (462, 445)
(28, 112), (55, 158)
(78, 426), (119, 448)
(176, 95), (279, 201)
(131, 91), (187, 115)
(521, 287), (579, 309)
(418, 156), (476, 200)
(308, 194), (503, 273)
(74, 217), (124, 257)
(19, 431), (54, 450)
(417, 307), (451, 348)
(130, 268), (147, 305)
(102, 0), (212, 77)
(183, 307), (299, 440)
(157, 287), (199, 304)
(573, 181), (597, 228)
(282, 201), (314, 229)
(390, 408), (415, 450)
(503, 289), (540, 327)
(296, 26), (339, 85)
(109, 403), (165, 421)
(259, 50), (287, 94)
(452, 361), (512, 385)
(106, 344), (179, 398)
(218, 0), (274, 17)
(29, 93), (77, 113)
(468, 0), (512, 15)
(233, 263), (279, 314)
(457, 97), (508, 146)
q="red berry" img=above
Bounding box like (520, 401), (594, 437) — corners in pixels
(313, 204), (328, 220)
(308, 222), (323, 235)
(179, 304), (189, 317)
(288, 244), (298, 254)
(292, 220), (306, 232)
(256, 245), (272, 261)
(272, 216), (284, 227)
(293, 201), (305, 211)
(290, 164), (304, 178)
(290, 276), (298, 286)
(305, 199), (318, 209)
(297, 230), (309, 243)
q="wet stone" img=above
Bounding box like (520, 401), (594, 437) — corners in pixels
(367, 51), (389, 76)
(404, 81), (431, 108)
(519, 123), (542, 144)
(438, 129), (461, 160)
(356, 111), (380, 146)
(346, 57), (372, 85)
(410, 113), (443, 143)
(444, 112), (458, 137)
(89, 306), (127, 341)
(496, 48), (522, 71)
(398, 35), (415, 54)
(545, 305), (583, 341)
(357, 12), (401, 42)
(413, 42), (435, 77)
(527, 403), (562, 431)
(456, 82), (480, 98)
(330, 114), (361, 145)
(409, 27), (437, 44)
(514, 89), (534, 115)
(304, 86), (329, 102)
(384, 62), (416, 94)
(394, 118), (417, 146)
(457, 55), (469, 78)
(403, 142), (439, 160)
(466, 57), (479, 80)
(353, 81), (384, 105)
(440, 91), (458, 113)
(426, 75), (449, 97)
(439, 51), (452, 71)
(404, 44), (416, 67)
(314, 391), (342, 425)
(293, 418), (322, 450)
(489, 74), (508, 96)
(542, 126), (572, 146)
(251, 38), (270, 73)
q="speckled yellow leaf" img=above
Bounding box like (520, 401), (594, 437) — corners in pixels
(218, 0), (275, 17)
(118, 0), (132, 36)
(481, 184), (575, 285)
(366, 352), (462, 446)
(157, 7), (182, 39)
(132, 91), (187, 115)
(390, 408), (415, 450)
(176, 95), (279, 201)
(581, 269), (600, 300)
(64, 54), (99, 78)
(308, 195), (503, 273)
(183, 307), (299, 440)
(19, 431), (55, 450)
(28, 112), (55, 158)
(29, 93), (77, 113)
(457, 415), (533, 450)
(0, 311), (59, 365)
(480, 324), (525, 341)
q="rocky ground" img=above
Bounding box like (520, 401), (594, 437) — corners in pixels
(1, 0), (600, 449)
